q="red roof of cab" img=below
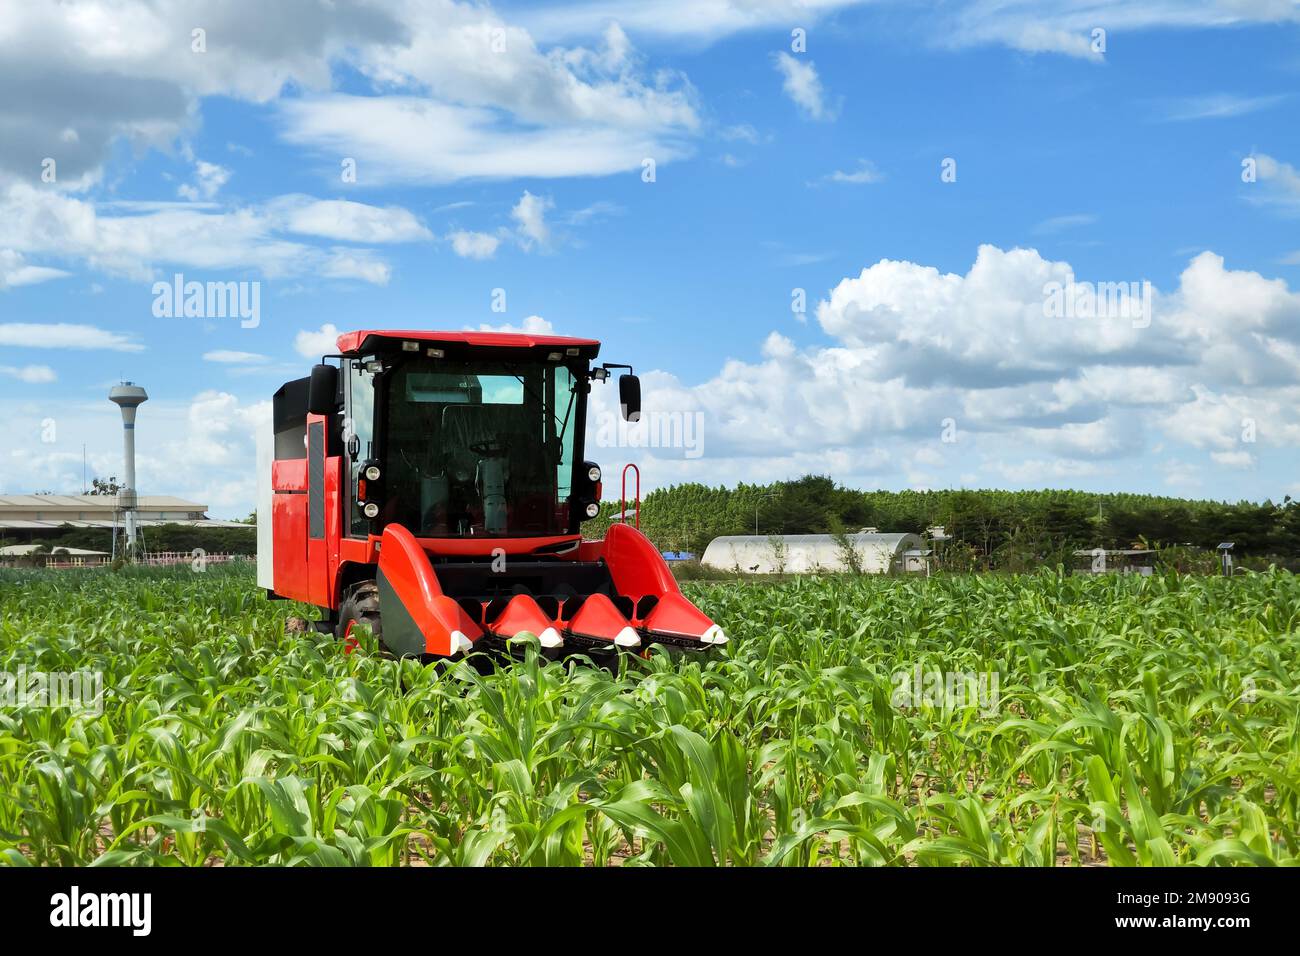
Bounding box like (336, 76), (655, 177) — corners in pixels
(335, 329), (601, 355)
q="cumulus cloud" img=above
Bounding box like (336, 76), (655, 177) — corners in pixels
(0, 183), (423, 283)
(0, 0), (405, 186)
(5, 389), (271, 515)
(511, 191), (553, 250)
(295, 323), (341, 359)
(447, 230), (502, 259)
(445, 190), (602, 258)
(470, 315), (555, 334)
(773, 53), (836, 120)
(0, 1), (698, 190)
(2, 0), (1289, 197)
(278, 8), (697, 185)
(178, 160), (231, 201)
(1248, 153), (1300, 214)
(581, 245), (1300, 496)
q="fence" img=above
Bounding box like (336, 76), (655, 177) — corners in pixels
(136, 552), (251, 567)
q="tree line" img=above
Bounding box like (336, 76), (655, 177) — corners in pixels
(590, 475), (1300, 571)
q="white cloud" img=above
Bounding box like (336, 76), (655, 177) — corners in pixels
(938, 1), (1298, 60)
(0, 0), (405, 186)
(269, 196), (433, 243)
(817, 159), (882, 185)
(0, 322), (143, 351)
(320, 249), (392, 284)
(773, 53), (835, 121)
(720, 123), (761, 144)
(2, 0), (1291, 196)
(1248, 153), (1300, 213)
(0, 250), (71, 289)
(0, 2), (699, 190)
(443, 192), (604, 257)
(203, 350), (268, 364)
(178, 160), (231, 201)
(1032, 213), (1097, 234)
(5, 388), (272, 515)
(278, 8), (698, 185)
(1157, 93), (1288, 122)
(511, 191), (554, 250)
(0, 183), (422, 284)
(1212, 450), (1256, 468)
(1, 364), (56, 384)
(523, 1), (869, 42)
(470, 316), (555, 334)
(525, 0), (1299, 59)
(577, 245), (1300, 494)
(295, 324), (341, 359)
(991, 458), (1107, 484)
(447, 230), (502, 260)
(282, 95), (695, 185)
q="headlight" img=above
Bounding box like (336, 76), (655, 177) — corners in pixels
(363, 502), (380, 518)
(587, 465), (601, 483)
(364, 465), (381, 481)
(585, 502), (600, 518)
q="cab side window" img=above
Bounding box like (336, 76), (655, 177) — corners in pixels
(346, 359), (376, 536)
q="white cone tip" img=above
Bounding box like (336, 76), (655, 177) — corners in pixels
(538, 627), (565, 649)
(700, 625), (728, 645)
(450, 630), (474, 655)
(613, 626), (641, 647)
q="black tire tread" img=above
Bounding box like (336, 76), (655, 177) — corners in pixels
(337, 580), (383, 647)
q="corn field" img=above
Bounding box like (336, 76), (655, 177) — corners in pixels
(1, 564), (1297, 866)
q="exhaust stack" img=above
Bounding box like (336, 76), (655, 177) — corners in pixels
(108, 382), (148, 556)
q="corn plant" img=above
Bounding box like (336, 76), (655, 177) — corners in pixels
(0, 563), (1296, 866)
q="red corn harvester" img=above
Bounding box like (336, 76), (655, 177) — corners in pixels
(256, 329), (726, 661)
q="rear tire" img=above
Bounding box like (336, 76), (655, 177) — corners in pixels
(337, 580), (383, 650)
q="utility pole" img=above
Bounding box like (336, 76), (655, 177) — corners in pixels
(755, 493), (777, 535)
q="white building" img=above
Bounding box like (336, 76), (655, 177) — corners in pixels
(0, 495), (247, 543)
(702, 532), (927, 574)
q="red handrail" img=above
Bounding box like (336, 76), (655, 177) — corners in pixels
(620, 463), (640, 529)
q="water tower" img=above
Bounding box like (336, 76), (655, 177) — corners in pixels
(108, 382), (148, 556)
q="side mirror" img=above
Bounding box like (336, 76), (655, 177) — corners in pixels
(619, 373), (641, 423)
(308, 363), (339, 416)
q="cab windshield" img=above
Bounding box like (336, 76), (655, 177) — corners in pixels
(382, 358), (578, 537)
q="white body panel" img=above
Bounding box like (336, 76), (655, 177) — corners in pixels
(256, 419), (274, 590)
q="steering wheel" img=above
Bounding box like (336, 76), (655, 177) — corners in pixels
(399, 447), (443, 481)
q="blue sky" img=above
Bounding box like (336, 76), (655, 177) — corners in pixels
(1, 0), (1298, 517)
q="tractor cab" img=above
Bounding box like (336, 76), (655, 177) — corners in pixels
(310, 330), (632, 542)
